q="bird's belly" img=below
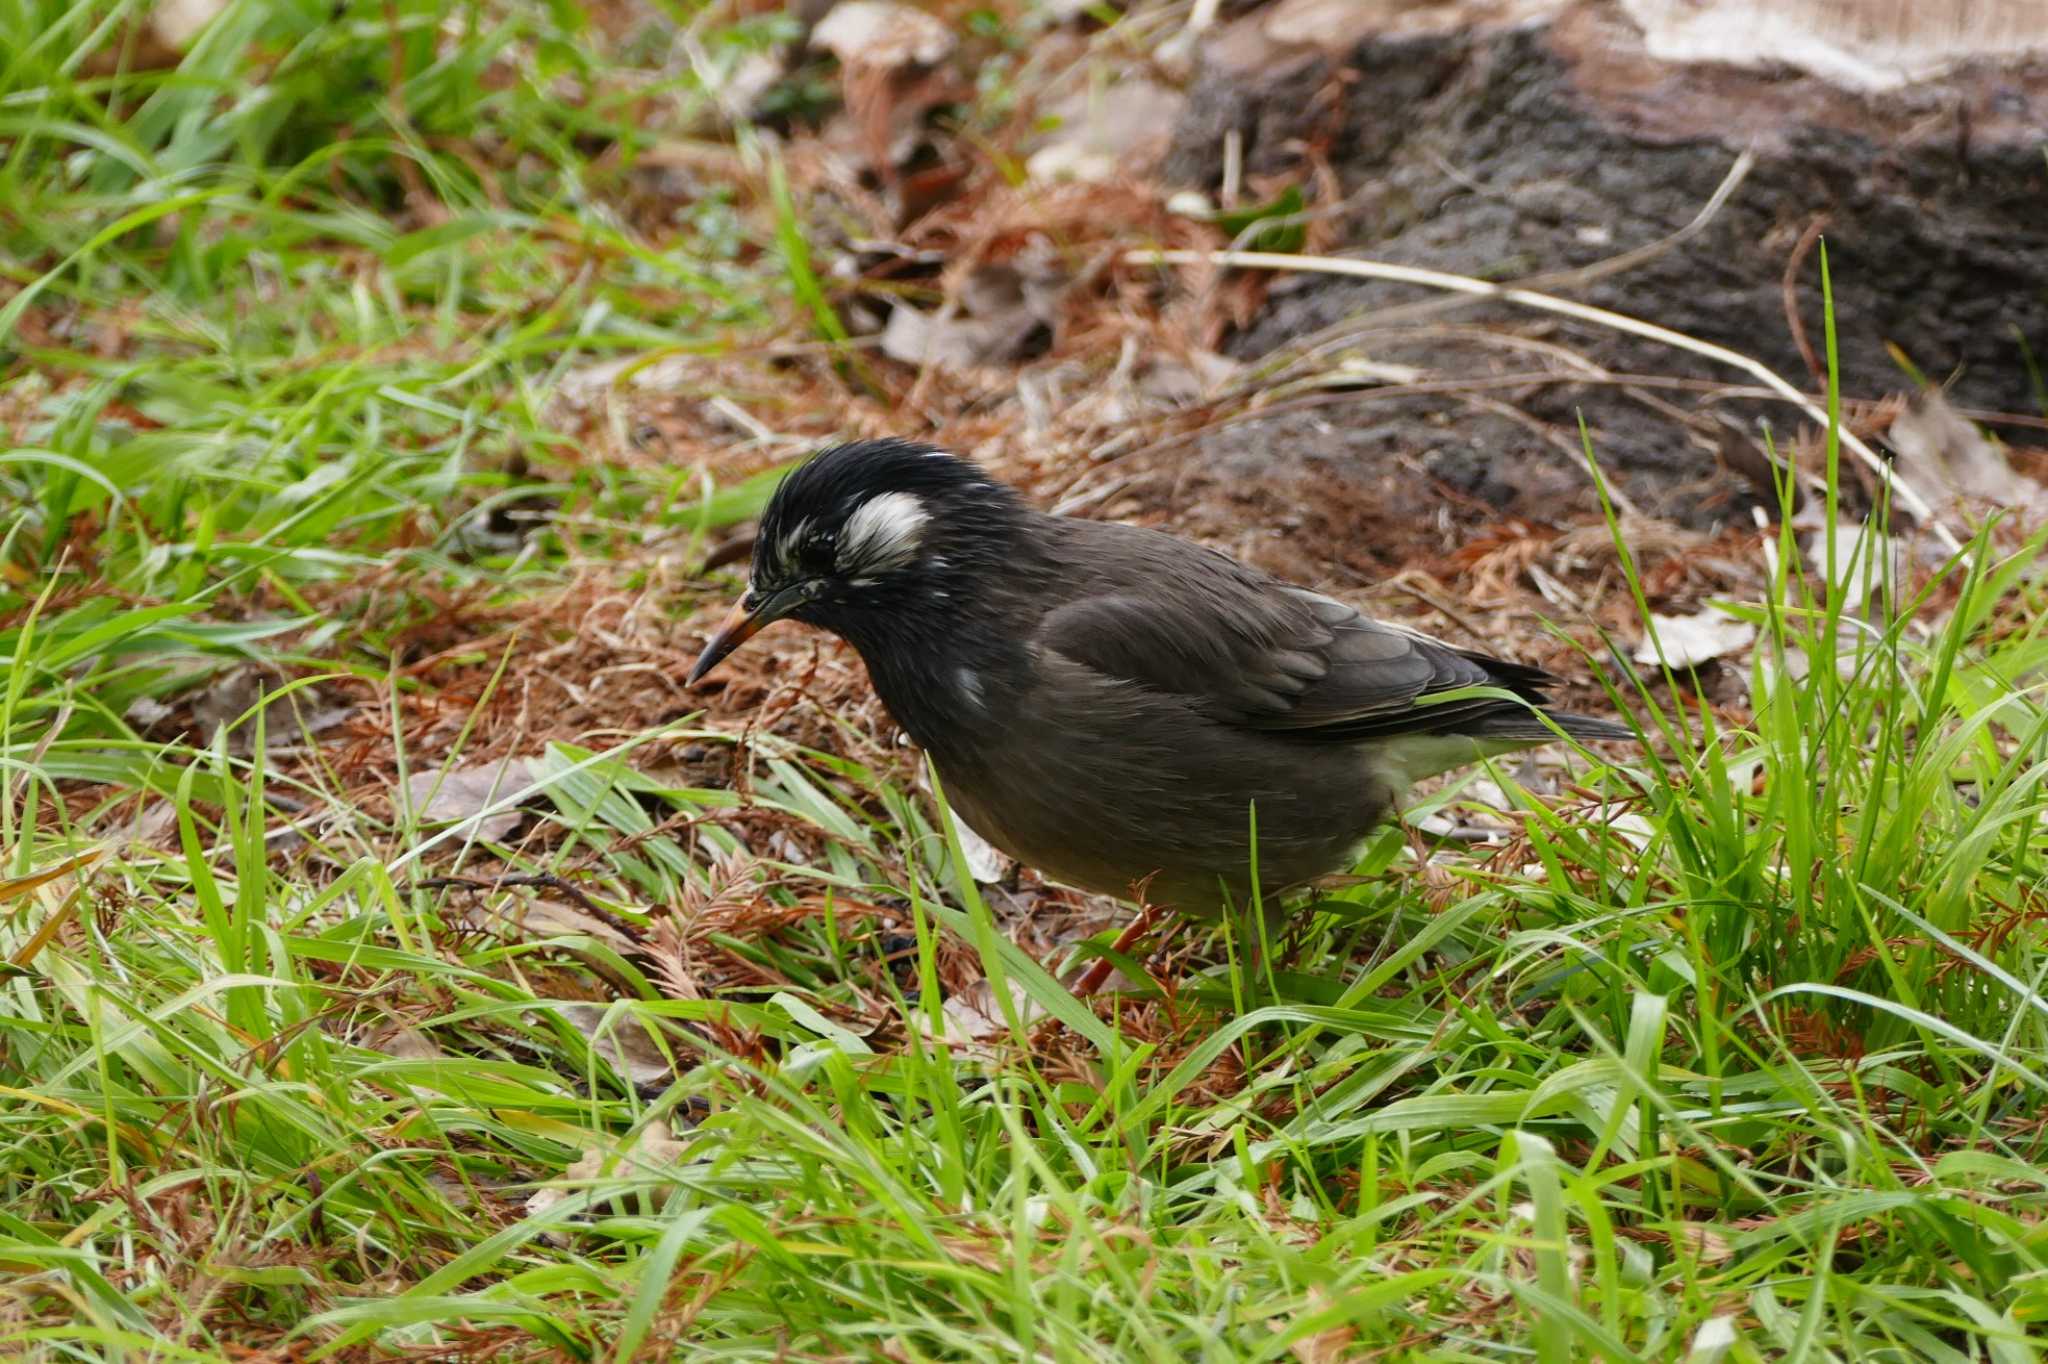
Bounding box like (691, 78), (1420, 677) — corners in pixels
(929, 727), (1396, 913)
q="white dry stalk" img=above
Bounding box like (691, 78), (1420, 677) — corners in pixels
(1125, 247), (1964, 556)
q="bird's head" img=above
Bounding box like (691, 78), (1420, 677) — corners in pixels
(686, 439), (1027, 685)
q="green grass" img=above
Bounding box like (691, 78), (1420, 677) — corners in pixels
(6, 3), (2048, 1361)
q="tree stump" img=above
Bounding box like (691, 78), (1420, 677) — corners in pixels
(1158, 0), (2048, 545)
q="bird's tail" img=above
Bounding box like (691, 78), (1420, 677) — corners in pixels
(1468, 707), (1634, 745)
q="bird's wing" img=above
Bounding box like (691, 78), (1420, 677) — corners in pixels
(1031, 569), (1559, 743)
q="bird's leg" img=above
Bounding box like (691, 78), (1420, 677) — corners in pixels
(1071, 903), (1162, 997)
(1071, 876), (1165, 997)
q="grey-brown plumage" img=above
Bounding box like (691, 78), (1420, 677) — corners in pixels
(689, 439), (1630, 912)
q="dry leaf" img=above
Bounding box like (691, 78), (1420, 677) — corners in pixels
(1285, 1285), (1357, 1364)
(405, 757), (539, 840)
(1138, 350), (1241, 407)
(185, 667), (349, 753)
(879, 259), (1065, 370)
(550, 353), (703, 416)
(521, 899), (641, 955)
(880, 304), (1020, 369)
(1687, 1313), (1741, 1362)
(922, 767), (1011, 883)
(1671, 1223), (1736, 1263)
(1634, 607), (1756, 669)
(525, 1121), (691, 1235)
(151, 0), (230, 50)
(366, 1024), (444, 1061)
(929, 976), (1043, 1043)
(124, 695), (174, 728)
(810, 1), (954, 68)
(1025, 78), (1184, 185)
(1805, 521), (1903, 608)
(559, 1002), (685, 1088)
(189, 665), (266, 739)
(0, 848), (104, 905)
(1887, 387), (2048, 515)
(953, 818), (1011, 885)
(120, 801), (180, 847)
(710, 52), (787, 122)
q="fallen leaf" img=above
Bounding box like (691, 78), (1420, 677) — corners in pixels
(522, 900), (641, 955)
(878, 258), (1065, 370)
(186, 668), (349, 753)
(1634, 606), (1756, 668)
(552, 353), (700, 411)
(930, 976), (1043, 1043)
(559, 1002), (685, 1088)
(525, 1185), (570, 1224)
(121, 802), (180, 847)
(124, 696), (174, 729)
(1285, 1286), (1356, 1364)
(1025, 78), (1184, 185)
(0, 848), (104, 905)
(921, 769), (1011, 883)
(810, 1), (954, 69)
(879, 304), (1021, 369)
(404, 757), (539, 840)
(4, 847), (104, 970)
(526, 1121), (692, 1234)
(1671, 1223), (1736, 1263)
(190, 666), (267, 739)
(367, 1024), (443, 1061)
(710, 51), (787, 123)
(1887, 387), (2048, 515)
(1686, 1313), (1741, 1362)
(1806, 521), (1903, 608)
(151, 0), (229, 50)
(953, 818), (1011, 885)
(1138, 349), (1241, 406)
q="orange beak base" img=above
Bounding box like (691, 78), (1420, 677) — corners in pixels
(686, 598), (771, 686)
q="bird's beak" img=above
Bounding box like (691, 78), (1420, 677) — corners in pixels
(686, 587), (799, 686)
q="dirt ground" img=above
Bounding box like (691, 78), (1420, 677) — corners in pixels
(122, 0), (2047, 935)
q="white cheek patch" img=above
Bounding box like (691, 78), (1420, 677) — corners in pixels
(837, 492), (930, 573)
(773, 517), (813, 573)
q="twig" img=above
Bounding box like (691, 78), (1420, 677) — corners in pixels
(1782, 214), (1832, 388)
(1126, 246), (1963, 555)
(1526, 149), (1755, 296)
(1253, 150), (1758, 387)
(1381, 574), (1508, 651)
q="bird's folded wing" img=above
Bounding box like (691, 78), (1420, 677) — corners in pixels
(1031, 586), (1555, 741)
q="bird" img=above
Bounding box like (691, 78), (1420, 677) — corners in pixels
(688, 438), (1630, 916)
